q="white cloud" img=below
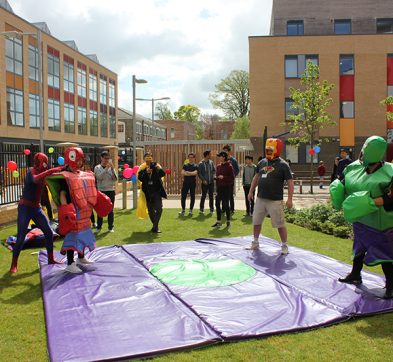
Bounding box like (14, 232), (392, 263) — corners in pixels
(10, 0), (272, 117)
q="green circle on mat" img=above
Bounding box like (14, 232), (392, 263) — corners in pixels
(149, 259), (256, 287)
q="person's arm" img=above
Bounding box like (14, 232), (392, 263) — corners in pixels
(30, 166), (63, 184)
(232, 159), (240, 176)
(138, 168), (147, 182)
(94, 165), (107, 181)
(286, 179), (294, 209)
(248, 173), (260, 201)
(156, 167), (166, 178)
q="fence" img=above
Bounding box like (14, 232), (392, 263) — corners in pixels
(142, 139), (254, 195)
(0, 142), (102, 206)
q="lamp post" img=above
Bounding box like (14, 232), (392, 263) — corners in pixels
(132, 75), (147, 209)
(135, 97), (170, 140)
(1, 30), (44, 152)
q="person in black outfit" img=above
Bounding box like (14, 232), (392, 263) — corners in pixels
(138, 152), (167, 233)
(41, 185), (53, 221)
(337, 149), (353, 180)
(179, 153), (198, 216)
(223, 145), (239, 215)
(198, 150), (215, 214)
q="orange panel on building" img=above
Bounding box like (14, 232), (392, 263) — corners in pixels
(339, 118), (355, 146)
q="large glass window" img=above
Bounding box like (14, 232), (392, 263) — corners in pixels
(377, 18), (393, 34)
(29, 93), (40, 128)
(48, 99), (60, 131)
(340, 101), (354, 118)
(77, 67), (87, 98)
(285, 56), (298, 78)
(78, 107), (87, 135)
(6, 37), (23, 75)
(340, 55), (354, 75)
(7, 87), (24, 126)
(334, 19), (352, 34)
(100, 78), (107, 105)
(100, 112), (107, 137)
(89, 73), (97, 101)
(306, 145), (318, 164)
(64, 103), (75, 133)
(47, 53), (60, 88)
(90, 110), (98, 136)
(285, 98), (299, 120)
(110, 115), (116, 138)
(285, 55), (318, 78)
(63, 62), (74, 93)
(109, 82), (115, 107)
(287, 20), (304, 36)
(285, 144), (298, 164)
(28, 45), (39, 81)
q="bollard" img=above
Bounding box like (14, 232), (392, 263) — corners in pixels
(299, 180), (303, 194)
(122, 179), (127, 209)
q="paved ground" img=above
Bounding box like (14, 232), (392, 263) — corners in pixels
(114, 185), (330, 210)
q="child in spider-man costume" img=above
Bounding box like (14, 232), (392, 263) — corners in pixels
(10, 153), (63, 273)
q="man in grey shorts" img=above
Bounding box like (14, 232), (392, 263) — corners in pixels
(248, 138), (294, 254)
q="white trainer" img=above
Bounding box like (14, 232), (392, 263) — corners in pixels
(250, 241), (260, 250)
(281, 243), (289, 255)
(65, 262), (82, 274)
(76, 257), (94, 265)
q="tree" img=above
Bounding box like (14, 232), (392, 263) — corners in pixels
(200, 113), (221, 139)
(155, 102), (173, 120)
(209, 70), (249, 119)
(286, 61), (335, 194)
(174, 105), (203, 139)
(231, 116), (250, 139)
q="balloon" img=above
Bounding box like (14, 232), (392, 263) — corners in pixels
(7, 161), (17, 171)
(57, 156), (65, 165)
(123, 163), (130, 169)
(118, 168), (123, 172)
(48, 147), (54, 154)
(165, 169), (171, 175)
(131, 174), (137, 183)
(123, 168), (133, 178)
(23, 149), (31, 155)
(12, 170), (19, 178)
(121, 150), (126, 155)
(133, 165), (139, 173)
(314, 146), (321, 153)
(308, 148), (316, 155)
(117, 156), (121, 160)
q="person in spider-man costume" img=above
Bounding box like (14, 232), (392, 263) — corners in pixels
(9, 153), (63, 273)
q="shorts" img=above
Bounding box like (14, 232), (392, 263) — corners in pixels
(252, 197), (285, 228)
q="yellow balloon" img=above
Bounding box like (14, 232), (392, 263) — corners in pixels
(12, 170), (20, 178)
(48, 147), (54, 154)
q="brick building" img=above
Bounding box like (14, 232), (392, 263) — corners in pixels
(203, 120), (235, 140)
(155, 119), (196, 140)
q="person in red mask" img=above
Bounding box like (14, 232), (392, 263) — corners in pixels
(10, 152), (63, 273)
(248, 138), (294, 253)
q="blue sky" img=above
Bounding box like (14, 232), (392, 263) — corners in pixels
(11, 0), (273, 117)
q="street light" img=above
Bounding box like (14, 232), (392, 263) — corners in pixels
(132, 75), (147, 209)
(1, 30), (44, 152)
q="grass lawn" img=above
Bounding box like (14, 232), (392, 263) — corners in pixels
(0, 208), (392, 361)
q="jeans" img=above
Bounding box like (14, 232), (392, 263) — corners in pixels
(243, 185), (254, 214)
(200, 183), (214, 212)
(97, 190), (115, 230)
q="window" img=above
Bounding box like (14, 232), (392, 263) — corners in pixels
(306, 145), (318, 164)
(334, 19), (351, 34)
(64, 103), (75, 133)
(388, 85), (393, 96)
(110, 115), (116, 138)
(29, 93), (40, 128)
(170, 127), (175, 138)
(90, 110), (98, 136)
(285, 55), (319, 78)
(285, 144), (298, 164)
(48, 99), (60, 131)
(28, 45), (39, 81)
(109, 82), (115, 107)
(88, 74), (96, 102)
(377, 18), (393, 34)
(285, 56), (298, 78)
(78, 107), (87, 135)
(77, 67), (87, 98)
(287, 20), (304, 36)
(340, 55), (354, 75)
(285, 98), (300, 120)
(118, 124), (124, 133)
(7, 87), (24, 126)
(100, 112), (107, 137)
(100, 78), (107, 105)
(63, 61), (74, 93)
(340, 101), (354, 118)
(47, 53), (60, 88)
(5, 37), (23, 75)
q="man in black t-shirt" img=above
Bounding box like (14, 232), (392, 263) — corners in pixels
(179, 153), (199, 216)
(248, 138), (294, 254)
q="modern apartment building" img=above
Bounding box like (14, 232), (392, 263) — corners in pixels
(0, 1), (118, 150)
(249, 0), (393, 165)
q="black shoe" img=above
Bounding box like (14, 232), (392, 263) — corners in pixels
(151, 228), (162, 233)
(231, 211), (235, 215)
(212, 221), (221, 228)
(243, 213), (250, 217)
(226, 221), (231, 228)
(338, 273), (362, 285)
(383, 286), (393, 299)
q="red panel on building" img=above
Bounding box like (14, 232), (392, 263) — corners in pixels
(89, 68), (97, 76)
(77, 62), (87, 71)
(48, 86), (60, 100)
(78, 97), (87, 107)
(64, 54), (74, 64)
(47, 46), (60, 58)
(340, 75), (354, 101)
(388, 56), (393, 85)
(90, 101), (97, 111)
(64, 91), (75, 104)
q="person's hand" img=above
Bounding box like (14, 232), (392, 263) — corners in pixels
(108, 160), (113, 168)
(156, 164), (162, 170)
(248, 192), (254, 202)
(218, 175), (224, 179)
(203, 180), (208, 185)
(373, 197), (384, 206)
(286, 199), (293, 209)
(146, 168), (152, 174)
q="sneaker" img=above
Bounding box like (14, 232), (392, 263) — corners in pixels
(338, 273), (362, 285)
(281, 243), (289, 255)
(231, 211), (235, 216)
(243, 212), (250, 217)
(189, 210), (193, 216)
(179, 210), (185, 216)
(65, 262), (82, 274)
(152, 228), (162, 233)
(108, 228), (114, 233)
(226, 221), (231, 228)
(250, 241), (260, 250)
(95, 228), (101, 233)
(199, 209), (204, 214)
(209, 209), (214, 215)
(76, 257), (94, 265)
(383, 286), (393, 299)
(212, 221), (222, 228)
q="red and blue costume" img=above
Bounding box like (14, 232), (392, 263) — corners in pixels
(10, 153), (63, 273)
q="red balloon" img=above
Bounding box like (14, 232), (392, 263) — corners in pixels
(7, 161), (17, 171)
(308, 148), (316, 155)
(133, 165), (139, 173)
(23, 149), (31, 155)
(165, 169), (171, 175)
(123, 163), (130, 169)
(123, 168), (133, 178)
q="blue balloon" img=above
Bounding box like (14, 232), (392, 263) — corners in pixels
(57, 156), (65, 165)
(121, 150), (126, 155)
(314, 146), (321, 153)
(131, 174), (137, 183)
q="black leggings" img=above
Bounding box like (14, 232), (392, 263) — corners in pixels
(216, 186), (231, 221)
(67, 250), (84, 265)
